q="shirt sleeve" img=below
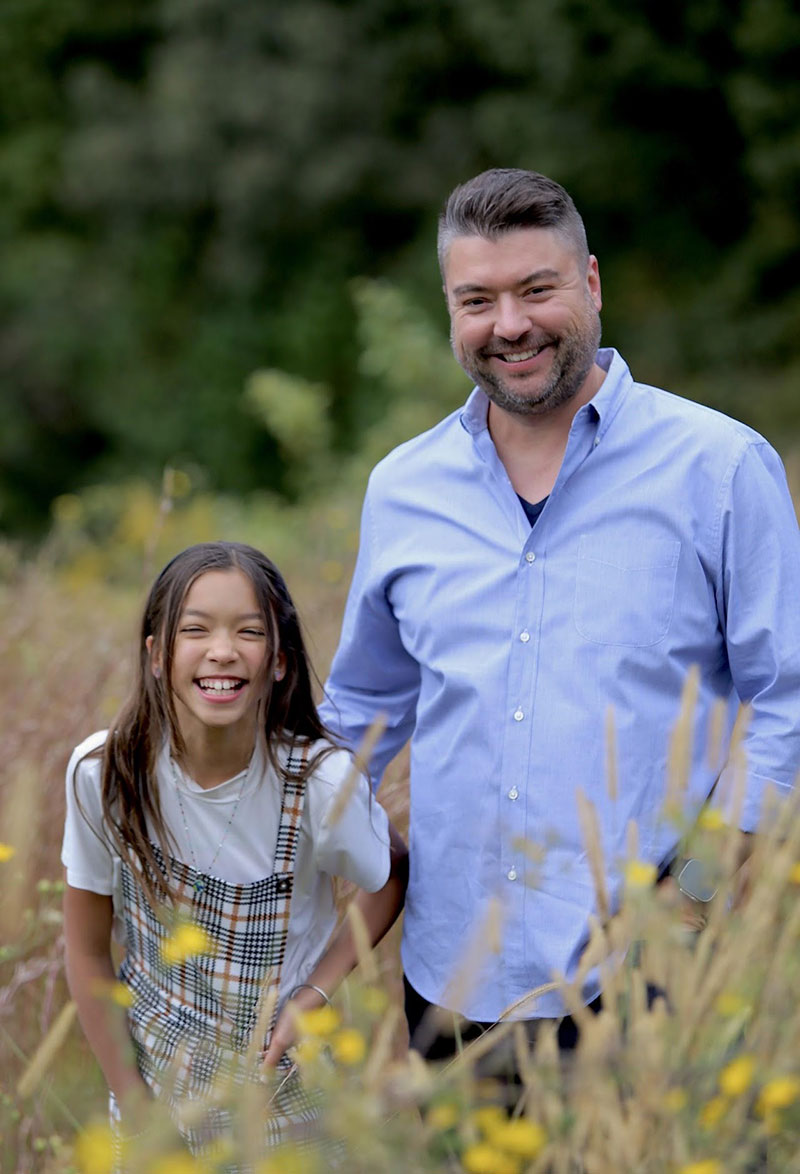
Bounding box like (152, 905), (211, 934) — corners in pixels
(61, 731), (116, 894)
(715, 440), (800, 829)
(305, 747), (391, 893)
(319, 482), (420, 787)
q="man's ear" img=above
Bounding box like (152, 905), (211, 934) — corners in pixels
(146, 635), (162, 680)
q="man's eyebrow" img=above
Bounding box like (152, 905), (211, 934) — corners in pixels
(451, 268), (560, 297)
(181, 609), (264, 621)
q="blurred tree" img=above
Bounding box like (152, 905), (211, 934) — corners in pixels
(0, 0), (797, 537)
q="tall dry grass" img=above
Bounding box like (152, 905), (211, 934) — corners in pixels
(0, 526), (410, 1173)
(1, 460), (799, 1174)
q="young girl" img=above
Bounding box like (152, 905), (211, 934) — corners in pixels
(62, 541), (407, 1160)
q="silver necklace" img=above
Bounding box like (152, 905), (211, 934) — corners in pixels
(170, 757), (251, 895)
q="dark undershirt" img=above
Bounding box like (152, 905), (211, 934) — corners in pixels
(517, 493), (549, 526)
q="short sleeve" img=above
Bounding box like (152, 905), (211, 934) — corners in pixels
(304, 746), (391, 892)
(61, 731), (116, 894)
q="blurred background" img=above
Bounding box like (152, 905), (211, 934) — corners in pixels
(2, 0), (799, 550)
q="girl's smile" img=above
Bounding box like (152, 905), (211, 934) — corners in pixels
(195, 676), (247, 701)
(149, 568), (282, 745)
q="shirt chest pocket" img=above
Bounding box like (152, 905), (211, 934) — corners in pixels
(573, 534), (681, 647)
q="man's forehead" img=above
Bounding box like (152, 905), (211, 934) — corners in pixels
(443, 227), (578, 288)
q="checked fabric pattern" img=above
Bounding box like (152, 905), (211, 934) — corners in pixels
(115, 742), (320, 1158)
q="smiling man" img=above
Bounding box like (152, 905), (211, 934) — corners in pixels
(320, 168), (800, 1059)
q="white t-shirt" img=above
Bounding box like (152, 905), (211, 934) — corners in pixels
(62, 731), (391, 998)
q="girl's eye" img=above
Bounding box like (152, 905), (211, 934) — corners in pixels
(179, 625), (206, 634)
(242, 628), (266, 637)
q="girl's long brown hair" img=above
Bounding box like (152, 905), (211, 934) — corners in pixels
(94, 541), (336, 903)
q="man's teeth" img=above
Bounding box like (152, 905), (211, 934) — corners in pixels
(502, 346), (544, 363)
(198, 679), (241, 692)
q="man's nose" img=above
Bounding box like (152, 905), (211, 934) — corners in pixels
(493, 295), (532, 341)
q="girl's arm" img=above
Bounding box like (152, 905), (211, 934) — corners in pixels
(262, 820), (408, 1066)
(63, 884), (150, 1116)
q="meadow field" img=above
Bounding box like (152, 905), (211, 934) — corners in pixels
(2, 457), (800, 1174)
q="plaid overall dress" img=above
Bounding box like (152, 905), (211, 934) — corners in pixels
(115, 745), (319, 1158)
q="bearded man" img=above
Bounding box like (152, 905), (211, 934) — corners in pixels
(320, 168), (800, 1057)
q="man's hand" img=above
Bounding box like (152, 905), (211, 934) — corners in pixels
(656, 874), (710, 933)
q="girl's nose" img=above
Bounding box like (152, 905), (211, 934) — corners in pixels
(208, 634), (236, 661)
(493, 296), (532, 341)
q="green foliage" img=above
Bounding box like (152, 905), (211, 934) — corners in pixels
(32, 278), (465, 588)
(2, 0), (800, 536)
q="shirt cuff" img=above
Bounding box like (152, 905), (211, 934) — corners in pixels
(713, 764), (794, 833)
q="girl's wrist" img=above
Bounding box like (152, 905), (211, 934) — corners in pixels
(287, 982), (330, 1008)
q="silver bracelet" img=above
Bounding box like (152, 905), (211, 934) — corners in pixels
(288, 982), (331, 1006)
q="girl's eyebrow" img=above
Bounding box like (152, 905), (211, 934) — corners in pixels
(181, 608), (264, 621)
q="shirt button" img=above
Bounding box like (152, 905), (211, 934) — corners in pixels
(507, 868), (518, 881)
(508, 787), (519, 800)
(513, 709), (524, 722)
(525, 551), (536, 563)
(519, 630), (530, 643)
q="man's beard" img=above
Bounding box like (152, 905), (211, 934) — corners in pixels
(456, 314), (602, 418)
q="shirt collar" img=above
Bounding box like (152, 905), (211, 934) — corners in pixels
(459, 347), (632, 436)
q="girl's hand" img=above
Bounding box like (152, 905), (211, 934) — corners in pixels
(261, 1007), (296, 1069)
(261, 986), (328, 1069)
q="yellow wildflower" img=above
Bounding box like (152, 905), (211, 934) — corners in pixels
(471, 1105), (507, 1138)
(73, 1121), (115, 1174)
(757, 1075), (800, 1115)
(161, 923), (213, 966)
(331, 1027), (366, 1066)
(678, 1161), (722, 1174)
(426, 1102), (460, 1131)
(719, 1054), (756, 1098)
(664, 1088), (688, 1113)
(461, 1142), (520, 1174)
(697, 808), (726, 831)
(625, 859), (657, 889)
(361, 986), (389, 1016)
(293, 1037), (324, 1067)
(699, 1096), (728, 1129)
(715, 991), (750, 1017)
(146, 1154), (200, 1174)
(489, 1117), (546, 1158)
(0, 843), (16, 863)
(256, 1146), (317, 1174)
(789, 862), (800, 885)
(292, 1004), (341, 1038)
(90, 979), (134, 1008)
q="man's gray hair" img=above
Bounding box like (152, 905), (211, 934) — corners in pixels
(437, 168), (590, 276)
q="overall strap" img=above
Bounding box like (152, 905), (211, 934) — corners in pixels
(272, 741), (310, 876)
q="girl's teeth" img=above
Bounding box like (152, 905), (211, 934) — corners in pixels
(199, 679), (239, 692)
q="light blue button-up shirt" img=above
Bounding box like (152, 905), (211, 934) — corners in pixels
(320, 348), (800, 1021)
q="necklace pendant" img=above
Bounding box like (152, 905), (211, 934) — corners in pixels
(193, 876), (206, 895)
